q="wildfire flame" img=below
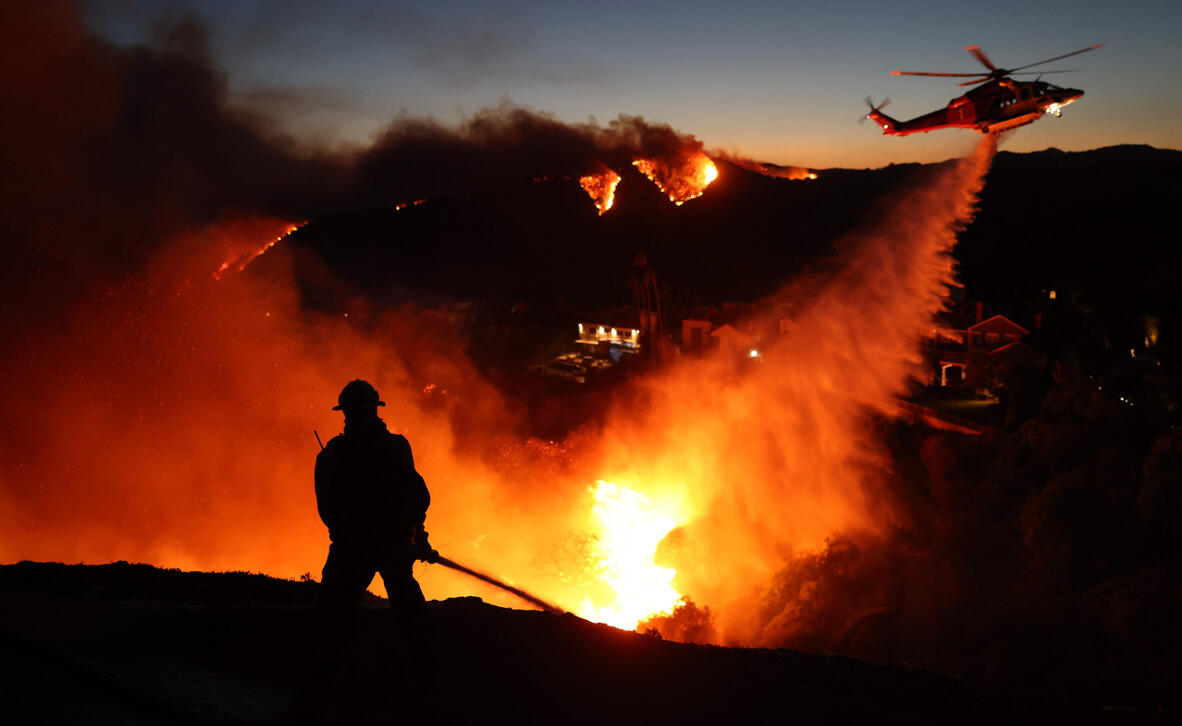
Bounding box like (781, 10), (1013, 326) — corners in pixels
(577, 481), (686, 629)
(579, 168), (621, 215)
(708, 154), (816, 181)
(632, 153), (718, 205)
(212, 222), (304, 280)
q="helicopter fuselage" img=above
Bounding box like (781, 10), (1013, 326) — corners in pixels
(869, 79), (1085, 136)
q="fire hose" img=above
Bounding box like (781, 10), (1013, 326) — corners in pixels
(431, 555), (563, 615)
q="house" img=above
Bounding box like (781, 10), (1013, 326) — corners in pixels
(682, 316), (715, 352)
(710, 323), (755, 355)
(927, 311), (1044, 387)
(575, 322), (641, 361)
(967, 314), (1028, 350)
(680, 304), (774, 358)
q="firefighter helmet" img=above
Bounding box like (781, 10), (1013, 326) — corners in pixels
(332, 379), (385, 410)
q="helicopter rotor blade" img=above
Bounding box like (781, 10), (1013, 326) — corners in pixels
(955, 77), (993, 87)
(1008, 44), (1103, 73)
(891, 71), (988, 77)
(1009, 69), (1078, 75)
(965, 45), (997, 72)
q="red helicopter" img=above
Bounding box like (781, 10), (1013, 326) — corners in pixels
(864, 44), (1102, 136)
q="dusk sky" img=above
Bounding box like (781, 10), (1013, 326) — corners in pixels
(83, 0), (1180, 169)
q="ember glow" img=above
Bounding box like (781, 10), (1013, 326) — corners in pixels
(633, 152), (718, 205)
(578, 482), (687, 628)
(578, 168), (621, 215)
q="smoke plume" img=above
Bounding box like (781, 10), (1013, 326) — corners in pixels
(0, 1), (348, 337)
(356, 105), (720, 207)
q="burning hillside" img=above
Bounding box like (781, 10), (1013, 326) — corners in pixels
(632, 153), (719, 205)
(578, 166), (621, 215)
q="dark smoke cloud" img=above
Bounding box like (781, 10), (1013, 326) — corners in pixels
(1, 2), (349, 339)
(355, 105), (709, 206)
(2, 1), (727, 333)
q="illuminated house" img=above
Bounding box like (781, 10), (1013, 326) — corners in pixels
(576, 322), (642, 361)
(929, 312), (1042, 387)
(967, 314), (1029, 349)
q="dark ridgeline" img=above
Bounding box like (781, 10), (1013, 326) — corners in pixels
(266, 145), (1182, 320)
(959, 145), (1182, 316)
(268, 159), (924, 309)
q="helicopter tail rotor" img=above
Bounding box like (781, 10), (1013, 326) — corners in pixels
(859, 96), (890, 124)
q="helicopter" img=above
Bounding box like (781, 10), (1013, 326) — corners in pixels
(863, 44), (1102, 136)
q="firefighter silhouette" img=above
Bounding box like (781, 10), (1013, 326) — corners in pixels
(315, 379), (436, 616)
(306, 379), (439, 717)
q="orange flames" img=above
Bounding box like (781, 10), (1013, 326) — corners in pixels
(558, 136), (997, 634)
(577, 482), (687, 628)
(633, 153), (718, 205)
(709, 153), (817, 181)
(212, 221), (304, 280)
(0, 137), (998, 645)
(578, 168), (621, 215)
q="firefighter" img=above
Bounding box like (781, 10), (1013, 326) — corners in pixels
(306, 379), (438, 718)
(315, 378), (437, 617)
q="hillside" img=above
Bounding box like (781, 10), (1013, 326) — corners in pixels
(0, 562), (1148, 725)
(260, 145), (1181, 318)
(958, 145), (1182, 315)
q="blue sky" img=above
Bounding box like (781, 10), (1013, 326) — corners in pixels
(82, 0), (1181, 168)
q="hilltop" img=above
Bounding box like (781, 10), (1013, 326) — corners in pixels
(260, 145), (1181, 317)
(0, 561), (1147, 725)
